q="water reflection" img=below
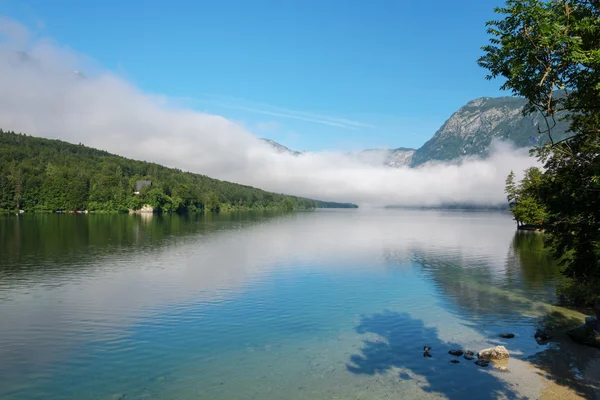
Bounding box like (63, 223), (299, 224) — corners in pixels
(0, 209), (594, 399)
(507, 231), (561, 289)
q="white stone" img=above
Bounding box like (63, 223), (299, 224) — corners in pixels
(139, 205), (154, 213)
(478, 345), (510, 360)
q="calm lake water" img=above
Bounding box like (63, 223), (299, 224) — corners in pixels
(0, 210), (597, 399)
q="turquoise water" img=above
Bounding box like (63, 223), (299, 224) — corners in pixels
(0, 210), (586, 399)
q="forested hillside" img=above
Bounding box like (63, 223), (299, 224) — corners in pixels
(0, 130), (357, 213)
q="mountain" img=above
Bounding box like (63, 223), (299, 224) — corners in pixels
(359, 147), (416, 167)
(0, 130), (357, 212)
(262, 95), (571, 168)
(409, 96), (570, 166)
(260, 138), (302, 156)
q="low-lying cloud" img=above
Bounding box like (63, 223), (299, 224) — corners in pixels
(0, 18), (537, 207)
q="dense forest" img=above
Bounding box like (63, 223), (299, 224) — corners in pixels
(0, 130), (357, 213)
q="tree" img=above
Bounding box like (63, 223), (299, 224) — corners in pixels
(479, 0), (600, 313)
(505, 170), (517, 206)
(505, 170), (519, 225)
(10, 164), (23, 210)
(283, 197), (295, 211)
(505, 167), (548, 227)
(512, 196), (547, 226)
(204, 191), (221, 213)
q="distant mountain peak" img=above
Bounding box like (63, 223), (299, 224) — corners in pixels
(465, 97), (491, 108)
(359, 147), (416, 167)
(259, 138), (301, 156)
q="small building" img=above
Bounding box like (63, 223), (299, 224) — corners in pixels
(134, 180), (152, 195)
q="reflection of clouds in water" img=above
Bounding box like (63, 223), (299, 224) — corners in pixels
(0, 210), (517, 384)
(1, 210), (516, 323)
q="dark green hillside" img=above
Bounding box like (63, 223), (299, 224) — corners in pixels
(0, 130), (357, 213)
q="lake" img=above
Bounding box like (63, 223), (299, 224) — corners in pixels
(1, 210), (598, 399)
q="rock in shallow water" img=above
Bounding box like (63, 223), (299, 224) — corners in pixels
(499, 333), (515, 339)
(465, 350), (474, 356)
(464, 354), (474, 360)
(478, 346), (510, 360)
(448, 349), (464, 357)
(534, 328), (551, 343)
(567, 323), (600, 348)
(474, 359), (490, 367)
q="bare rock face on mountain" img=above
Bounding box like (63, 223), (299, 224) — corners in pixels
(358, 148), (416, 167)
(409, 96), (570, 167)
(260, 95), (571, 168)
(387, 148), (416, 167)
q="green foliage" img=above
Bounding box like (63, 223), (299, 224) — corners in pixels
(557, 278), (600, 308)
(512, 197), (547, 227)
(505, 167), (548, 226)
(0, 130), (355, 214)
(283, 197), (295, 211)
(481, 0), (600, 305)
(505, 170), (517, 204)
(204, 191), (221, 213)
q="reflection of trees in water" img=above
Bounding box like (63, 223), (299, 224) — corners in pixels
(506, 231), (562, 290)
(415, 251), (520, 321)
(368, 235), (599, 397)
(412, 231), (564, 319)
(0, 212), (284, 280)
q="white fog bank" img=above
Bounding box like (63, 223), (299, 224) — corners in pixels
(0, 18), (538, 207)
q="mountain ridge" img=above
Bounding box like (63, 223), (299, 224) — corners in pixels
(262, 94), (571, 167)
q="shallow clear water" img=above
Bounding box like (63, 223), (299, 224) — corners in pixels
(0, 209), (585, 399)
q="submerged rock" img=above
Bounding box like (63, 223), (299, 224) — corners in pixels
(499, 333), (515, 339)
(450, 359), (460, 364)
(464, 354), (474, 361)
(567, 323), (600, 349)
(474, 359), (490, 367)
(448, 349), (464, 357)
(534, 328), (551, 343)
(478, 346), (510, 360)
(423, 352), (432, 358)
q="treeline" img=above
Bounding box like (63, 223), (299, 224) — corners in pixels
(0, 130), (357, 213)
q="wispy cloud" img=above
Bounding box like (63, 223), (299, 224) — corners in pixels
(180, 94), (376, 130)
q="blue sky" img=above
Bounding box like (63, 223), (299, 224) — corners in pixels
(1, 0), (508, 152)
